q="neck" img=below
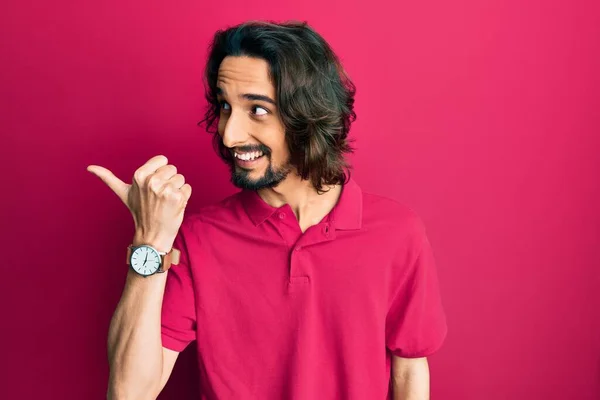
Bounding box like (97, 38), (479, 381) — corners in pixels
(257, 173), (342, 232)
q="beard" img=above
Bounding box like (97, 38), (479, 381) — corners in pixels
(228, 145), (292, 190)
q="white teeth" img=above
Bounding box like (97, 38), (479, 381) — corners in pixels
(234, 151), (264, 161)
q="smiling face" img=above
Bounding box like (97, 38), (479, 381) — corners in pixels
(217, 56), (292, 190)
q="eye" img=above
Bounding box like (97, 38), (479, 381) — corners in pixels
(219, 101), (231, 112)
(252, 106), (268, 116)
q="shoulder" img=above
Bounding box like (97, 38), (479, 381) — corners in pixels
(359, 190), (431, 259)
(179, 191), (246, 235)
(361, 191), (427, 238)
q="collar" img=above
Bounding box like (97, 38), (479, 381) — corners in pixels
(240, 178), (363, 230)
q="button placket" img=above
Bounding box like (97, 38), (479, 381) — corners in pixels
(289, 244), (307, 285)
(290, 243), (302, 277)
(288, 223), (335, 284)
(273, 207), (302, 253)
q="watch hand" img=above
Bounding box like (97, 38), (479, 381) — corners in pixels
(143, 253), (148, 266)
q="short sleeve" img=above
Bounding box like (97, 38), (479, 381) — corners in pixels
(385, 217), (447, 358)
(161, 218), (197, 352)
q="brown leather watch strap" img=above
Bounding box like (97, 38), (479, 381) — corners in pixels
(161, 248), (181, 272)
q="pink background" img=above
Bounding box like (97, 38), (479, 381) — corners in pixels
(2, 0), (599, 399)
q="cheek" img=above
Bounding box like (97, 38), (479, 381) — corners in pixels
(269, 135), (290, 165)
(278, 142), (290, 160)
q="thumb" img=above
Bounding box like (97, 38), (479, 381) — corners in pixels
(87, 165), (130, 204)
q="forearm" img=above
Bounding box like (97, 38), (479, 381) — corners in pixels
(107, 269), (168, 399)
(392, 357), (430, 400)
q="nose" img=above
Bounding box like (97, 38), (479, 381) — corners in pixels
(220, 111), (251, 149)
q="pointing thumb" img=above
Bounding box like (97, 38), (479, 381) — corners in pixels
(87, 165), (130, 205)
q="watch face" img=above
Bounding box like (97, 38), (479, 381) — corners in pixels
(130, 246), (161, 276)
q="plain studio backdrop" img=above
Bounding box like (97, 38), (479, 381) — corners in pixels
(1, 0), (599, 399)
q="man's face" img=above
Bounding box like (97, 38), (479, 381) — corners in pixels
(217, 56), (292, 190)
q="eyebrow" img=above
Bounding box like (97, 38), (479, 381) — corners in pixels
(216, 87), (276, 105)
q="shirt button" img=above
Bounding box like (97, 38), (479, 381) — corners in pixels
(278, 212), (286, 219)
(322, 224), (330, 235)
(295, 246), (302, 252)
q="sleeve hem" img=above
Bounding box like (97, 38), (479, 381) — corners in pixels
(161, 332), (192, 353)
(389, 326), (448, 359)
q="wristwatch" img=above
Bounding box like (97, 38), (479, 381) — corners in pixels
(126, 244), (181, 277)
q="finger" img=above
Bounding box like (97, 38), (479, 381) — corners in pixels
(180, 183), (192, 201)
(155, 164), (178, 181)
(144, 155), (169, 171)
(134, 155), (169, 183)
(167, 173), (185, 189)
(87, 165), (130, 204)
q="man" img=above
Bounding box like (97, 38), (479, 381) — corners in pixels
(88, 21), (447, 400)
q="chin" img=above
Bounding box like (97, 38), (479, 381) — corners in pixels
(228, 158), (291, 191)
(231, 171), (286, 191)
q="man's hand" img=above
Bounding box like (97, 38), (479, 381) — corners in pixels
(392, 356), (430, 400)
(87, 155), (192, 252)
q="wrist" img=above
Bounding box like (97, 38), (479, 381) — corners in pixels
(132, 234), (174, 253)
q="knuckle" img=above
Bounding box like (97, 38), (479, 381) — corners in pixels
(133, 170), (144, 184)
(163, 187), (180, 201)
(160, 185), (172, 196)
(158, 164), (176, 176)
(147, 175), (162, 192)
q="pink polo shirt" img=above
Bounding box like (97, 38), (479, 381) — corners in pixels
(161, 179), (447, 399)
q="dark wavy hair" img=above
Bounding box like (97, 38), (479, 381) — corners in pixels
(198, 21), (357, 192)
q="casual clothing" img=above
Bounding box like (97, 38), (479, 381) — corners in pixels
(161, 179), (447, 399)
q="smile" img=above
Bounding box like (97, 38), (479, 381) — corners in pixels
(234, 151), (264, 161)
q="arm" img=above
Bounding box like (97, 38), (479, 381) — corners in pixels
(87, 155), (192, 400)
(87, 155), (193, 400)
(107, 268), (179, 399)
(386, 215), (447, 399)
(391, 356), (430, 400)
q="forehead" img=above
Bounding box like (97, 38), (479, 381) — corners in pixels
(217, 56), (275, 97)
